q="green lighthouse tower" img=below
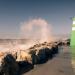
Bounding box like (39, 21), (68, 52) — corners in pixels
(70, 17), (75, 71)
(70, 17), (75, 46)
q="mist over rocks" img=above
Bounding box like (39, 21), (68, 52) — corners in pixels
(0, 39), (70, 75)
(20, 18), (53, 43)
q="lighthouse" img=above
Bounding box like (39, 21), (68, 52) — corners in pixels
(70, 17), (75, 46)
(70, 17), (75, 71)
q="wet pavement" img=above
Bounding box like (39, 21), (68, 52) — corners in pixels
(23, 46), (75, 75)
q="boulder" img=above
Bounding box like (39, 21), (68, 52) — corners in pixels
(0, 54), (19, 75)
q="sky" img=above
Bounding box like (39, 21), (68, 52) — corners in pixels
(0, 0), (75, 39)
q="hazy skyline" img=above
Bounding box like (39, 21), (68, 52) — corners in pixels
(0, 0), (75, 38)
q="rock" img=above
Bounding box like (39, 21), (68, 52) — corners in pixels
(0, 54), (19, 75)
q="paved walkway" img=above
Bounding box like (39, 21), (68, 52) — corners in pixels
(23, 46), (75, 75)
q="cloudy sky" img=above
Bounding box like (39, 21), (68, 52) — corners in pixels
(0, 0), (75, 39)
